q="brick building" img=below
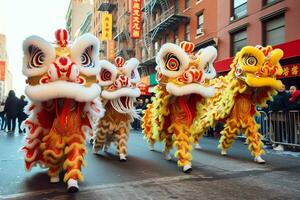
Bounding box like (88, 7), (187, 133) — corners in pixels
(214, 0), (300, 88)
(91, 0), (300, 89)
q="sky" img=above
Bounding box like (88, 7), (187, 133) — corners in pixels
(0, 0), (70, 97)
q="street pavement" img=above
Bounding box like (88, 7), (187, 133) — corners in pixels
(0, 130), (299, 200)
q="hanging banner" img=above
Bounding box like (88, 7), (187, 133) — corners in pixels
(101, 13), (112, 40)
(0, 61), (5, 81)
(107, 40), (115, 61)
(130, 0), (142, 39)
(278, 64), (300, 78)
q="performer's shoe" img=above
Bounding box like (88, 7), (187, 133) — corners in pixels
(163, 150), (172, 161)
(50, 176), (60, 183)
(104, 145), (109, 152)
(221, 149), (227, 156)
(119, 154), (127, 161)
(183, 165), (192, 173)
(149, 144), (155, 151)
(194, 143), (202, 150)
(92, 147), (98, 154)
(254, 156), (265, 164)
(89, 138), (94, 144)
(67, 179), (79, 193)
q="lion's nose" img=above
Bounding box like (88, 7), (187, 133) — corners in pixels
(114, 75), (129, 88)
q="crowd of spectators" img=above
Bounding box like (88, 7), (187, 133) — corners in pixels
(0, 90), (28, 134)
(132, 97), (152, 131)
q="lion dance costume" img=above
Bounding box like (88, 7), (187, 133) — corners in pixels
(93, 57), (141, 161)
(192, 45), (284, 163)
(22, 29), (104, 192)
(142, 41), (217, 172)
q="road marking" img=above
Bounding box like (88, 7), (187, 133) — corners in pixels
(0, 174), (212, 199)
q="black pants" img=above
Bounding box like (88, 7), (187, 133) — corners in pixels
(0, 112), (6, 130)
(7, 116), (16, 132)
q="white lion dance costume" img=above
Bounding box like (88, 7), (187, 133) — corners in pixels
(22, 29), (104, 192)
(142, 41), (217, 172)
(93, 56), (141, 161)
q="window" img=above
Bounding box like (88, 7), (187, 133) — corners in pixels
(231, 29), (247, 56)
(263, 15), (285, 46)
(185, 23), (190, 41)
(197, 13), (204, 35)
(232, 0), (247, 19)
(263, 0), (279, 6)
(185, 0), (190, 9)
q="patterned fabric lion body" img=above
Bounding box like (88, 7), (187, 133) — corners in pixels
(22, 29), (104, 191)
(192, 45), (284, 163)
(93, 57), (141, 161)
(142, 41), (217, 172)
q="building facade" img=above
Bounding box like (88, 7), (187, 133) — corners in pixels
(0, 34), (13, 100)
(92, 0), (118, 61)
(66, 0), (93, 40)
(90, 0), (300, 89)
(214, 0), (300, 88)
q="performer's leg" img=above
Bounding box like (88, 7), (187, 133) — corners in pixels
(63, 130), (87, 192)
(40, 129), (65, 183)
(93, 121), (109, 153)
(163, 131), (173, 161)
(218, 119), (240, 155)
(244, 120), (265, 163)
(173, 125), (193, 173)
(115, 125), (129, 161)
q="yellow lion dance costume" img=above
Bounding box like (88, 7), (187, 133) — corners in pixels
(142, 41), (217, 172)
(22, 29), (104, 192)
(93, 57), (141, 161)
(193, 45), (284, 164)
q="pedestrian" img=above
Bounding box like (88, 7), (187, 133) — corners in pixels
(4, 90), (19, 133)
(0, 99), (6, 130)
(132, 99), (143, 130)
(288, 85), (300, 110)
(17, 95), (28, 133)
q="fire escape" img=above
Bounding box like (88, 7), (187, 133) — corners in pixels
(141, 0), (189, 66)
(113, 11), (133, 59)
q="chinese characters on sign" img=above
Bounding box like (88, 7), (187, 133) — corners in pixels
(278, 64), (300, 78)
(102, 13), (112, 40)
(130, 0), (142, 39)
(107, 40), (115, 61)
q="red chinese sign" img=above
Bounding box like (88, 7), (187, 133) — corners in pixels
(130, 0), (142, 39)
(278, 64), (300, 78)
(0, 61), (5, 81)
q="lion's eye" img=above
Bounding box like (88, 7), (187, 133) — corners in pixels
(28, 45), (45, 68)
(242, 54), (258, 66)
(81, 46), (94, 68)
(164, 53), (180, 71)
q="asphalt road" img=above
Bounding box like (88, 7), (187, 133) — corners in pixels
(0, 130), (299, 200)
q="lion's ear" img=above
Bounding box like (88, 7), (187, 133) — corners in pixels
(23, 36), (55, 77)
